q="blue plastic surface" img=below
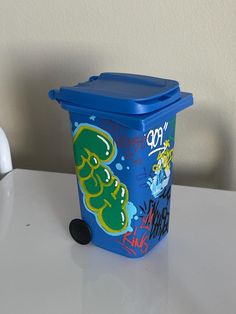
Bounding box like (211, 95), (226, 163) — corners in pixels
(49, 73), (193, 131)
(59, 92), (192, 132)
(48, 72), (181, 115)
(48, 72), (193, 257)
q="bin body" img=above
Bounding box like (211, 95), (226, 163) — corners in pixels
(49, 72), (193, 257)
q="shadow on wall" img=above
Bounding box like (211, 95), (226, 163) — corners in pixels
(173, 105), (233, 190)
(8, 45), (105, 173)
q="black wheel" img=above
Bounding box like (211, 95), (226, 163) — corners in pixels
(69, 219), (92, 245)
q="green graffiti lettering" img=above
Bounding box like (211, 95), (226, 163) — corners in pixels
(73, 125), (129, 234)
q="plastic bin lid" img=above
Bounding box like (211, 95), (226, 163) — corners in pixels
(48, 72), (181, 115)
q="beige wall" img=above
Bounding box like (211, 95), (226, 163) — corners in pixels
(1, 0), (235, 190)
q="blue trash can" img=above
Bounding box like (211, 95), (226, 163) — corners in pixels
(49, 72), (193, 258)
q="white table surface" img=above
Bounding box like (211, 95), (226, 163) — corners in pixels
(0, 169), (235, 314)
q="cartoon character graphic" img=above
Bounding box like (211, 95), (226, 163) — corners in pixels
(73, 124), (136, 235)
(147, 140), (173, 198)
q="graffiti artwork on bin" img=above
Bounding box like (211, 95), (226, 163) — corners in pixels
(147, 140), (174, 198)
(72, 118), (175, 255)
(103, 120), (146, 165)
(73, 123), (137, 235)
(118, 191), (171, 256)
(146, 121), (174, 198)
(113, 121), (174, 256)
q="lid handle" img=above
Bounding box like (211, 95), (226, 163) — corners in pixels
(48, 89), (60, 101)
(136, 87), (180, 107)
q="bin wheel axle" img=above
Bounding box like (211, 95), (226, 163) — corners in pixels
(69, 219), (92, 245)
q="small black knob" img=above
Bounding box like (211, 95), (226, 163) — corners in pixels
(69, 219), (92, 245)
